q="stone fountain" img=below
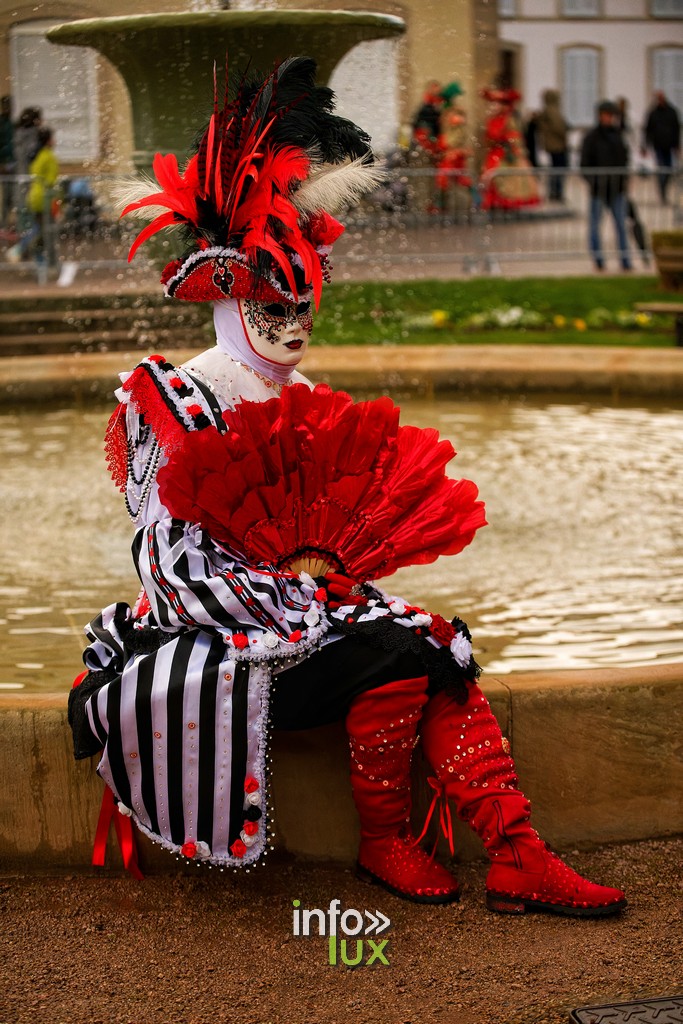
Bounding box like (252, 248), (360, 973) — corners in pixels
(47, 10), (405, 171)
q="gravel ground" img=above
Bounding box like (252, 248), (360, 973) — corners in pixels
(1, 837), (681, 1024)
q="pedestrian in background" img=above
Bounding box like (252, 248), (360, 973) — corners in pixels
(0, 96), (15, 230)
(523, 109), (540, 168)
(580, 100), (631, 272)
(8, 125), (60, 282)
(642, 91), (680, 204)
(13, 105), (41, 176)
(616, 96), (633, 146)
(537, 89), (570, 202)
(11, 106), (42, 242)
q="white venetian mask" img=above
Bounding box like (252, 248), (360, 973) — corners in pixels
(238, 296), (313, 367)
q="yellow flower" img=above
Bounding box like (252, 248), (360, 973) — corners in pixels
(553, 314), (566, 328)
(635, 312), (650, 326)
(573, 318), (587, 331)
(431, 309), (449, 327)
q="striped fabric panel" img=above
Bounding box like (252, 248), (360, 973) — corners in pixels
(90, 630), (268, 864)
(100, 673), (134, 813)
(86, 684), (108, 749)
(165, 639), (191, 844)
(177, 634), (218, 846)
(83, 602), (128, 672)
(228, 662), (250, 849)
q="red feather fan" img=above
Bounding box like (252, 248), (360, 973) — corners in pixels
(156, 384), (487, 580)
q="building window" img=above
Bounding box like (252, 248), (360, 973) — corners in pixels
(652, 48), (683, 113)
(651, 0), (683, 16)
(498, 0), (516, 16)
(561, 47), (600, 127)
(562, 0), (599, 15)
(9, 20), (99, 163)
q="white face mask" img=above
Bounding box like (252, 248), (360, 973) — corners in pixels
(238, 297), (313, 367)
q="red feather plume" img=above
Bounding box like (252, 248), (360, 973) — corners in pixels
(121, 60), (329, 303)
(121, 153), (201, 261)
(156, 384), (487, 580)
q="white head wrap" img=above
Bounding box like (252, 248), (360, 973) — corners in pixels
(213, 299), (298, 386)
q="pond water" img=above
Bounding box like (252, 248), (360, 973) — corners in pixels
(1, 394), (682, 693)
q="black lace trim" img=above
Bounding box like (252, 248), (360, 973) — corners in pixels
(332, 615), (480, 704)
(67, 669), (117, 760)
(116, 616), (177, 655)
(68, 616), (176, 760)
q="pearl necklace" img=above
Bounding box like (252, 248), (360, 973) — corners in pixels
(235, 361), (293, 395)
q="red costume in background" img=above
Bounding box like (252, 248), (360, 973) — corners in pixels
(480, 88), (540, 211)
(412, 81), (473, 212)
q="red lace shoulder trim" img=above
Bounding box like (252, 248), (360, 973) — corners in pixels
(104, 403), (128, 492)
(103, 354), (219, 491)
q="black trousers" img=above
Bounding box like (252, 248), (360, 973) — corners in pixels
(270, 635), (424, 731)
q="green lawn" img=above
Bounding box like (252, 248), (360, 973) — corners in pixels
(313, 275), (675, 347)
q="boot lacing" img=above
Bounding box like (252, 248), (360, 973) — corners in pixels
(412, 776), (455, 858)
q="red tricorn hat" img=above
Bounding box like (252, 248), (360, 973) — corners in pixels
(120, 57), (382, 308)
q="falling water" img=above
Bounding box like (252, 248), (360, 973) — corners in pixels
(1, 394), (682, 691)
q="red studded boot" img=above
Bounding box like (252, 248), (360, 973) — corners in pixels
(346, 676), (460, 905)
(420, 686), (627, 917)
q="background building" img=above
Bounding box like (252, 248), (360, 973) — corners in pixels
(4, 0), (678, 174)
(0, 0), (498, 172)
(497, 0), (683, 157)
(272, 0), (498, 158)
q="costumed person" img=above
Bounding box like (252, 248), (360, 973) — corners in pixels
(410, 79), (447, 215)
(411, 81), (473, 214)
(480, 87), (540, 211)
(432, 83), (474, 213)
(68, 56), (626, 917)
(410, 79), (445, 159)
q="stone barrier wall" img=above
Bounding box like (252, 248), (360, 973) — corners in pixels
(1, 665), (680, 874)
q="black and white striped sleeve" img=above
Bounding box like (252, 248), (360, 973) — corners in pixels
(132, 518), (314, 637)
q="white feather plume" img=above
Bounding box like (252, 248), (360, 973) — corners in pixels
(111, 173), (167, 219)
(291, 157), (386, 216)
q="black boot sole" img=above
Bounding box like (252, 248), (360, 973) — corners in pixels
(486, 892), (628, 917)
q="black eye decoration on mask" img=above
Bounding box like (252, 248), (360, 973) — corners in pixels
(263, 302), (288, 320)
(244, 297), (314, 343)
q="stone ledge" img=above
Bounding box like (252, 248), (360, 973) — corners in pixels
(1, 344), (682, 404)
(0, 664), (680, 873)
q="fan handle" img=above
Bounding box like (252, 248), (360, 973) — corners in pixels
(285, 555), (335, 577)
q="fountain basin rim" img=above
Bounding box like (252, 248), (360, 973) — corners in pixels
(47, 10), (406, 42)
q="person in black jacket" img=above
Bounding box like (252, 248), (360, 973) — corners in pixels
(642, 91), (680, 204)
(580, 100), (631, 272)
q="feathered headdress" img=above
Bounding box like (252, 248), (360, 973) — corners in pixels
(481, 86), (521, 106)
(120, 56), (383, 307)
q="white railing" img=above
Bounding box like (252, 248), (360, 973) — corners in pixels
(0, 166), (680, 280)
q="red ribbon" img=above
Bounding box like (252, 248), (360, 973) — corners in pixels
(92, 787), (144, 881)
(412, 776), (455, 858)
